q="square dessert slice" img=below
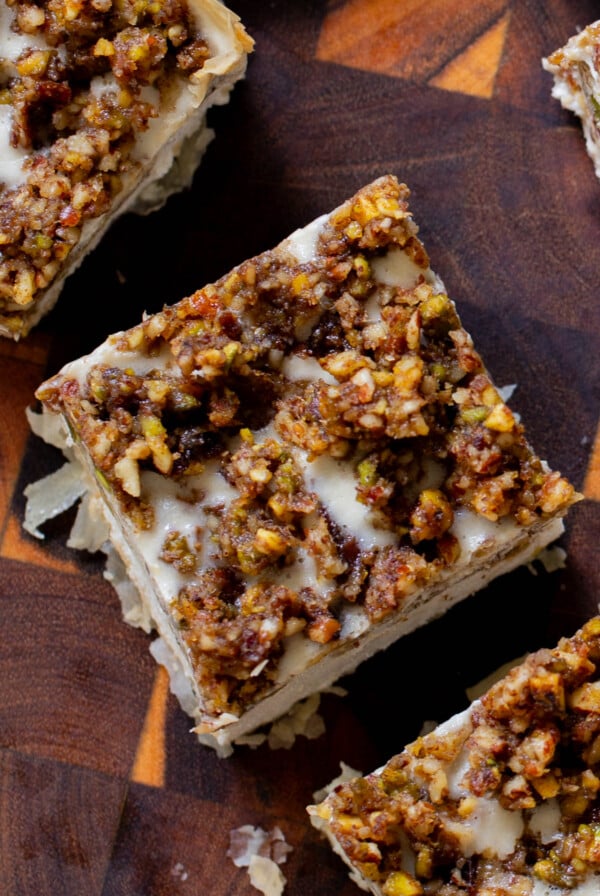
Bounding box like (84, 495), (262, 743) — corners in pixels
(31, 175), (578, 753)
(0, 0), (252, 339)
(309, 616), (600, 895)
(543, 21), (600, 179)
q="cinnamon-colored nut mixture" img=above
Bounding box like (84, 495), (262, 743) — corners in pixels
(37, 176), (577, 720)
(317, 618), (600, 894)
(0, 0), (210, 332)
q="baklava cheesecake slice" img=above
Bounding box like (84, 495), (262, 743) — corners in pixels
(0, 0), (252, 338)
(30, 176), (578, 752)
(309, 616), (600, 895)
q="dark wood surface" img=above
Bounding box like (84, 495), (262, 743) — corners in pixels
(2, 2), (600, 893)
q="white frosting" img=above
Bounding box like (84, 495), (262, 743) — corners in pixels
(338, 602), (370, 639)
(135, 465), (237, 598)
(66, 339), (178, 381)
(275, 630), (324, 682)
(283, 214), (328, 264)
(276, 548), (320, 592)
(89, 73), (118, 101)
(430, 707), (586, 870)
(363, 292), (383, 323)
(451, 506), (518, 558)
(460, 795), (524, 859)
(0, 4), (45, 61)
(371, 247), (425, 288)
(423, 704), (524, 860)
(531, 877), (600, 896)
(132, 80), (188, 164)
(528, 799), (561, 845)
(304, 454), (397, 550)
(280, 354), (337, 384)
(0, 105), (29, 189)
(431, 705), (473, 750)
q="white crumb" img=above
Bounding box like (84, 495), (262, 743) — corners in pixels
(171, 862), (189, 881)
(497, 383), (516, 402)
(248, 855), (286, 896)
(228, 825), (292, 896)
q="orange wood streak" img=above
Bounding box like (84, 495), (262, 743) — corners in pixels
(316, 0), (509, 82)
(130, 664), (170, 788)
(429, 11), (511, 99)
(1, 512), (82, 572)
(583, 423), (600, 501)
(0, 347), (49, 538)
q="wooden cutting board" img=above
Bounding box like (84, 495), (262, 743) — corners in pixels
(1, 2), (600, 893)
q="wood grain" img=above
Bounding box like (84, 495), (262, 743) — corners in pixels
(1, 1), (599, 893)
(316, 0), (509, 85)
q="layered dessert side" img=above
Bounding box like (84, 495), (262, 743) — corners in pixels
(28, 176), (578, 753)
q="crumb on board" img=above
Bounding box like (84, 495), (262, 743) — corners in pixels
(227, 825), (292, 896)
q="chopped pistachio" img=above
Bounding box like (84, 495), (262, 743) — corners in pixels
(382, 871), (424, 896)
(484, 402), (515, 432)
(357, 457), (378, 486)
(461, 405), (488, 424)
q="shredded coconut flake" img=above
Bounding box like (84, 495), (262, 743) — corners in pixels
(497, 383), (517, 403)
(227, 825), (292, 868)
(535, 545), (568, 574)
(171, 861), (189, 881)
(104, 546), (155, 633)
(228, 825), (292, 896)
(149, 635), (198, 714)
(312, 761), (363, 803)
(23, 461), (86, 538)
(248, 855), (286, 896)
(26, 407), (73, 453)
(234, 693), (327, 753)
(267, 693), (325, 750)
(67, 491), (109, 552)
